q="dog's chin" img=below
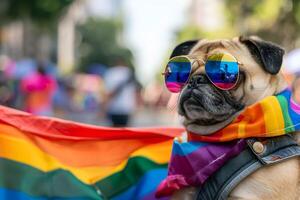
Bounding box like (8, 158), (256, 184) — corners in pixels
(179, 87), (244, 135)
(182, 112), (242, 135)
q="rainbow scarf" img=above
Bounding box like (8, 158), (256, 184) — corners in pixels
(188, 88), (300, 141)
(156, 88), (300, 197)
(0, 106), (183, 200)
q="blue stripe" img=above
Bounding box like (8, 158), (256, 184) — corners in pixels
(0, 188), (44, 200)
(172, 140), (208, 156)
(0, 188), (93, 200)
(205, 61), (238, 83)
(278, 89), (300, 130)
(112, 169), (167, 200)
(166, 62), (191, 83)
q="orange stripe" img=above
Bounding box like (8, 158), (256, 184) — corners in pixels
(219, 123), (239, 142)
(244, 104), (266, 137)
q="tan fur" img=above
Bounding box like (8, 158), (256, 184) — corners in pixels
(172, 37), (300, 200)
(228, 158), (300, 200)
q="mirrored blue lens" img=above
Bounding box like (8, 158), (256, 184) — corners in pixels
(164, 56), (192, 93)
(205, 53), (239, 90)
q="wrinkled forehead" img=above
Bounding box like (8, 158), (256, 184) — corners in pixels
(188, 38), (256, 73)
(189, 38), (245, 58)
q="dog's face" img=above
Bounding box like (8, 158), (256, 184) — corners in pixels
(170, 36), (288, 134)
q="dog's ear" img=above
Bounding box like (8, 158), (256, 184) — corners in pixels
(239, 36), (285, 75)
(170, 40), (199, 59)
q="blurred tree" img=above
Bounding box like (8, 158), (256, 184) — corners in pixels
(176, 25), (236, 44)
(0, 0), (73, 26)
(174, 0), (300, 50)
(225, 0), (300, 50)
(77, 17), (134, 72)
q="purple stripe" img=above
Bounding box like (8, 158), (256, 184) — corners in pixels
(142, 192), (170, 200)
(168, 140), (246, 185)
(291, 98), (300, 114)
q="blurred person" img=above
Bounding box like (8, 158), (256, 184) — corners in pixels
(0, 55), (14, 106)
(0, 72), (13, 106)
(292, 75), (300, 106)
(52, 76), (75, 113)
(20, 63), (57, 116)
(103, 58), (140, 127)
(7, 57), (37, 109)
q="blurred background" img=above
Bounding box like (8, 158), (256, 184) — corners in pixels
(0, 0), (299, 127)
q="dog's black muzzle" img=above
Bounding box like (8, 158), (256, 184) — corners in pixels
(178, 74), (244, 124)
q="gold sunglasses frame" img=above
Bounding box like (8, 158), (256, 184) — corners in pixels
(162, 53), (243, 92)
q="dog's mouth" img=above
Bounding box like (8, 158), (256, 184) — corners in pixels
(179, 76), (245, 128)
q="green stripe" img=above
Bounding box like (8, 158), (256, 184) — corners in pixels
(277, 95), (295, 132)
(0, 158), (101, 199)
(95, 156), (167, 198)
(0, 156), (168, 199)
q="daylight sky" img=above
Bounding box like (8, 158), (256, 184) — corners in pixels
(122, 0), (191, 84)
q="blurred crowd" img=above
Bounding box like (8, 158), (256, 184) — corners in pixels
(0, 55), (177, 127)
(0, 53), (299, 127)
(1, 0), (300, 128)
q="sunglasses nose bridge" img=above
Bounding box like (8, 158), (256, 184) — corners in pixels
(187, 74), (209, 89)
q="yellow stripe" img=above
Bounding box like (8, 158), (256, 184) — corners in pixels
(260, 96), (285, 136)
(0, 133), (172, 184)
(238, 121), (247, 138)
(207, 53), (237, 62)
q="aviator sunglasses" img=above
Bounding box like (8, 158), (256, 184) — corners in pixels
(163, 53), (241, 93)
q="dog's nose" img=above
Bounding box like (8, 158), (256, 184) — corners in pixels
(187, 74), (209, 88)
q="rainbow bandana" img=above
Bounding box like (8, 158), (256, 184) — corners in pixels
(156, 88), (300, 197)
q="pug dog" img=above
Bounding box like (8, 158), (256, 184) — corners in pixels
(170, 36), (300, 200)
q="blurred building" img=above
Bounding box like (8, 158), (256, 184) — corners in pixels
(0, 22), (23, 59)
(85, 0), (122, 18)
(190, 0), (225, 31)
(58, 0), (122, 75)
(0, 19), (53, 61)
(58, 0), (87, 75)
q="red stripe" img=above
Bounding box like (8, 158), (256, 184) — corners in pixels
(0, 106), (183, 141)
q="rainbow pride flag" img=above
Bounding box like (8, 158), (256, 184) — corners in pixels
(0, 106), (183, 200)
